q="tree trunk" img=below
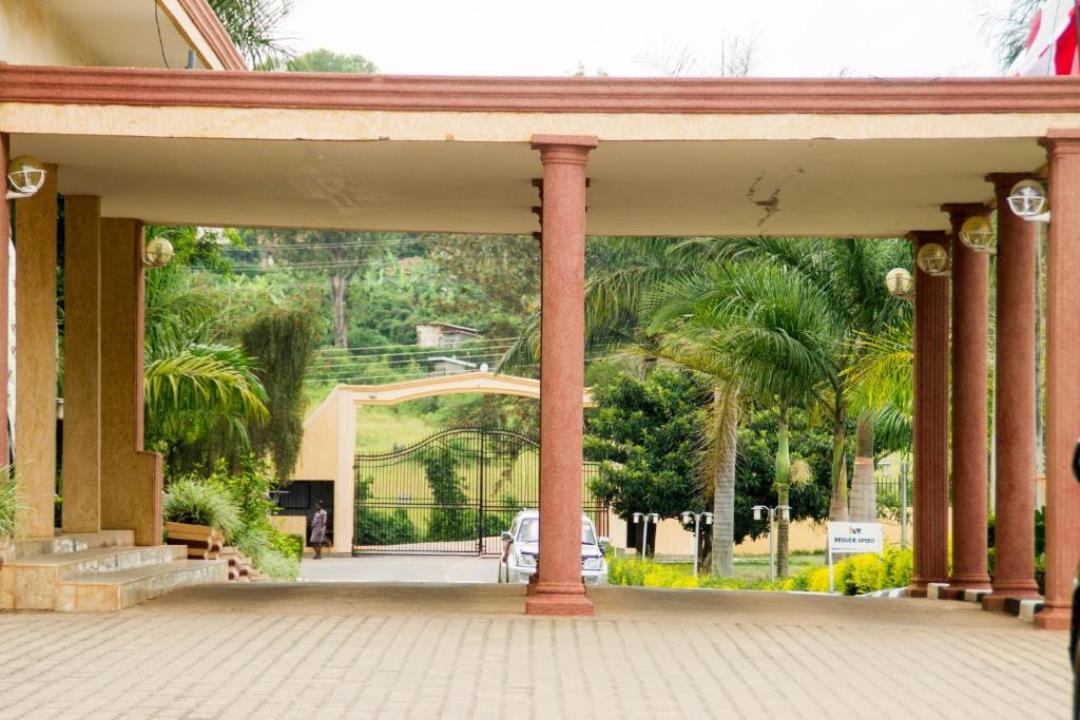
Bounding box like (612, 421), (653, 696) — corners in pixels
(848, 412), (876, 522)
(330, 272), (349, 349)
(775, 402), (791, 578)
(710, 385), (738, 577)
(829, 406), (850, 521)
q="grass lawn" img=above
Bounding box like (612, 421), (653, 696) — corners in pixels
(356, 406), (443, 452)
(732, 552), (824, 580)
(651, 553), (825, 582)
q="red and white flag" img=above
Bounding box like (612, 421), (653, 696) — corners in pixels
(1010, 0), (1080, 75)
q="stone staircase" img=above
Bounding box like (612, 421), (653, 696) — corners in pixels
(0, 530), (228, 612)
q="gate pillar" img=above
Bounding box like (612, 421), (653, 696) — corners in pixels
(526, 134), (596, 617)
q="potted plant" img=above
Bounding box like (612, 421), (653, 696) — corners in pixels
(162, 479), (240, 558)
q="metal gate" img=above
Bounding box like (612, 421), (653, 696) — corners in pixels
(353, 427), (607, 555)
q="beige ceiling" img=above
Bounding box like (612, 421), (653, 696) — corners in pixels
(11, 131), (1045, 237)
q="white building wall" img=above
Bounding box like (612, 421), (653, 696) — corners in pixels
(0, 1), (100, 66)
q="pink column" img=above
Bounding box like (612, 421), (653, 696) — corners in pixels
(983, 174), (1040, 608)
(1036, 132), (1080, 630)
(909, 231), (951, 597)
(942, 204), (992, 597)
(526, 134), (596, 617)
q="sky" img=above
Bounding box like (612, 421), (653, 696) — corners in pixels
(280, 0), (1020, 78)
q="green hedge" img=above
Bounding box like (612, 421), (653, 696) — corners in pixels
(607, 546), (914, 596)
(607, 556), (782, 591)
(782, 546), (912, 595)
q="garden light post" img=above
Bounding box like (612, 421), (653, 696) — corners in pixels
(632, 512), (659, 559)
(900, 460), (910, 549)
(680, 511), (713, 577)
(752, 504), (791, 582)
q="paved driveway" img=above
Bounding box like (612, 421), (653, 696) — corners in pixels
(0, 584), (1071, 719)
(301, 556), (501, 584)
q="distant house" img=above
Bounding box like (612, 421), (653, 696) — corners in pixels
(416, 323), (481, 349)
(426, 356), (478, 377)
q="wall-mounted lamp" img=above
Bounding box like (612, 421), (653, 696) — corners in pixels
(958, 215), (996, 254)
(915, 242), (951, 277)
(884, 267), (914, 301)
(143, 237), (175, 268)
(6, 155), (47, 200)
(1007, 179), (1051, 224)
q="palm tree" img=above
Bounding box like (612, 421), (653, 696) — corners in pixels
(208, 0), (294, 68)
(502, 237), (742, 575)
(647, 262), (840, 576)
(143, 226), (269, 474)
(694, 237), (911, 524)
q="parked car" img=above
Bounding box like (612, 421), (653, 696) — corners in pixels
(497, 509), (608, 585)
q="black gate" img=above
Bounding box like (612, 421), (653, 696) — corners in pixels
(353, 427), (607, 555)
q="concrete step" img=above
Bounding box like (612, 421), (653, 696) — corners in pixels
(55, 559), (229, 612)
(7, 530), (136, 561)
(2, 545), (188, 610)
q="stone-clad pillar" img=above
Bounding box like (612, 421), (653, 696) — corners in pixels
(0, 134), (9, 469)
(99, 219), (162, 547)
(526, 134), (596, 617)
(1036, 132), (1080, 630)
(61, 196), (102, 534)
(983, 174), (1041, 608)
(909, 231), (951, 597)
(14, 162), (58, 539)
(942, 204), (992, 596)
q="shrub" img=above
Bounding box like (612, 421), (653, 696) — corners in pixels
(424, 451), (475, 541)
(252, 548), (299, 581)
(0, 469), (21, 541)
(271, 532), (304, 562)
(606, 556), (784, 591)
(166, 459), (301, 581)
(163, 478), (241, 538)
(782, 548), (912, 595)
(1035, 552), (1046, 594)
(884, 546), (913, 588)
(355, 507), (418, 546)
(805, 566), (834, 593)
(845, 554), (887, 595)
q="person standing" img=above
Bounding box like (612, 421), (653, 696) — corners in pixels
(310, 501), (328, 560)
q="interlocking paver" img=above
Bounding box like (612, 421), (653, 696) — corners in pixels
(0, 583), (1071, 720)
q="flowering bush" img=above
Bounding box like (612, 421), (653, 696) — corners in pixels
(606, 547), (914, 596)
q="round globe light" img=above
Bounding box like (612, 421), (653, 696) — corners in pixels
(916, 242), (950, 276)
(1007, 179), (1048, 218)
(959, 215), (995, 252)
(143, 237), (175, 268)
(7, 155), (47, 196)
(884, 267), (914, 298)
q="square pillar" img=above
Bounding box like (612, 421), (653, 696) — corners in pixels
(943, 203), (992, 594)
(1036, 132), (1080, 630)
(0, 134), (10, 469)
(983, 174), (1041, 607)
(526, 134), (596, 617)
(909, 231), (951, 597)
(61, 196), (102, 534)
(99, 219), (162, 547)
(14, 163), (58, 539)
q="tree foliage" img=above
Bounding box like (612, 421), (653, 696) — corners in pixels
(584, 369), (709, 523)
(240, 305), (319, 482)
(424, 450), (474, 541)
(209, 0), (294, 68)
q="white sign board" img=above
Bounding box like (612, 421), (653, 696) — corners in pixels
(827, 522), (883, 555)
(826, 522), (883, 594)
